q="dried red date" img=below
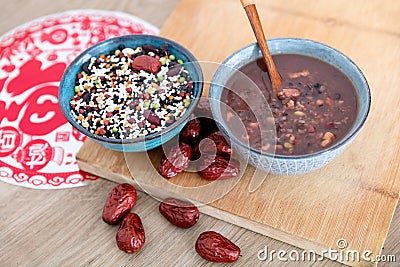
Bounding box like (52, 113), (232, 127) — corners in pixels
(195, 231), (240, 262)
(132, 55), (161, 74)
(180, 117), (202, 145)
(102, 183), (137, 225)
(157, 142), (193, 179)
(157, 157), (181, 179)
(159, 198), (199, 228)
(116, 213), (145, 254)
(197, 155), (240, 180)
(195, 131), (232, 158)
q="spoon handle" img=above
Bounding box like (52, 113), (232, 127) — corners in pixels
(241, 0), (283, 91)
(240, 0), (255, 7)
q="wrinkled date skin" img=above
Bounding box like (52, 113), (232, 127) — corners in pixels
(157, 157), (181, 179)
(180, 117), (202, 145)
(195, 131), (233, 159)
(132, 55), (161, 74)
(102, 183), (137, 225)
(157, 142), (193, 179)
(198, 155), (240, 180)
(195, 231), (240, 262)
(116, 213), (145, 254)
(159, 198), (200, 228)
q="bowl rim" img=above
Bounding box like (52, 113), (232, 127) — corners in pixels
(59, 34), (204, 145)
(209, 37), (371, 159)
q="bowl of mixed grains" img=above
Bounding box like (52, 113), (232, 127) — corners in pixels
(59, 35), (203, 152)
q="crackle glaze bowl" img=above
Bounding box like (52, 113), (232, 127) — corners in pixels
(59, 34), (203, 152)
(209, 38), (371, 176)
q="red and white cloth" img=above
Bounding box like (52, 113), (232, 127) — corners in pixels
(0, 10), (159, 189)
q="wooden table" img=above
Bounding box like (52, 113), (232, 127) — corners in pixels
(0, 1), (399, 266)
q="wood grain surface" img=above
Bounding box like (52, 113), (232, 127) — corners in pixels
(76, 0), (400, 266)
(1, 0), (399, 266)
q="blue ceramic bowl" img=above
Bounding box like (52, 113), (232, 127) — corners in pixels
(209, 38), (371, 175)
(59, 35), (203, 152)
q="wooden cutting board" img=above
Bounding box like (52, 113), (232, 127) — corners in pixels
(76, 0), (400, 266)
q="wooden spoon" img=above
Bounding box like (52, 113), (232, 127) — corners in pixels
(241, 0), (283, 91)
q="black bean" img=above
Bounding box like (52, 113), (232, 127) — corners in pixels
(133, 51), (145, 57)
(313, 83), (321, 89)
(159, 44), (169, 55)
(142, 44), (159, 54)
(177, 85), (187, 93)
(82, 92), (90, 102)
(82, 61), (90, 74)
(118, 45), (126, 50)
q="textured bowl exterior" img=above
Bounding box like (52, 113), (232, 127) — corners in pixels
(209, 38), (371, 176)
(59, 35), (203, 152)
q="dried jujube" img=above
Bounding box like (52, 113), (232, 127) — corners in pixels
(159, 198), (199, 228)
(102, 183), (137, 225)
(157, 142), (193, 179)
(195, 231), (240, 262)
(197, 155), (240, 180)
(116, 213), (145, 254)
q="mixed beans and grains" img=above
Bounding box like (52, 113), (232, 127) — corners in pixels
(70, 44), (194, 139)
